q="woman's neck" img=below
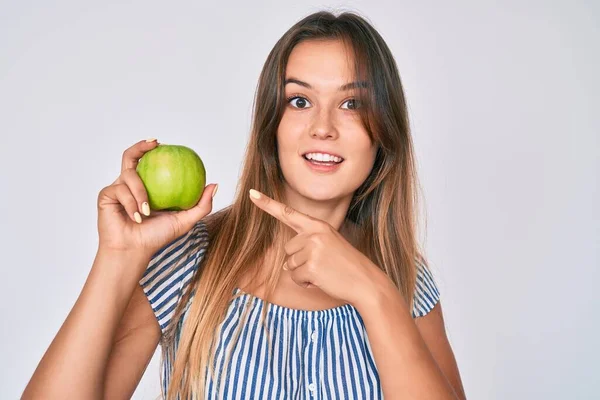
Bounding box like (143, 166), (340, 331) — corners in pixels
(279, 184), (353, 231)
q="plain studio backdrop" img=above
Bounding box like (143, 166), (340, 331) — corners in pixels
(1, 1), (598, 399)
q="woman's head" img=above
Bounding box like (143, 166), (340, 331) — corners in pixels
(277, 39), (378, 212)
(163, 11), (426, 400)
(251, 11), (412, 225)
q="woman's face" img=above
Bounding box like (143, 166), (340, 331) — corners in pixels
(276, 39), (378, 203)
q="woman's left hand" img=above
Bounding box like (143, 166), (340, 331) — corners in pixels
(248, 189), (388, 306)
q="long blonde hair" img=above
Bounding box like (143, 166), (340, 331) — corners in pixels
(161, 10), (428, 399)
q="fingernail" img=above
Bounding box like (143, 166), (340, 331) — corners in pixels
(212, 184), (219, 199)
(249, 189), (260, 199)
(142, 202), (150, 216)
(134, 212), (142, 224)
(282, 262), (288, 271)
(145, 138), (157, 142)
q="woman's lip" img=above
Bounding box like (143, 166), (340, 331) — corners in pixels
(301, 152), (345, 161)
(303, 157), (343, 173)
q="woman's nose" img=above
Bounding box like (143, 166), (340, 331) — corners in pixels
(310, 110), (339, 140)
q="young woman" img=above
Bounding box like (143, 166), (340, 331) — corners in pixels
(24, 11), (466, 400)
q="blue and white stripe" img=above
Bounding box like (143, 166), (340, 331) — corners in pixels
(139, 221), (209, 334)
(139, 221), (441, 399)
(195, 290), (383, 399)
(412, 260), (441, 318)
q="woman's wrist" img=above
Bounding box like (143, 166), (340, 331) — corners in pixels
(353, 264), (406, 314)
(93, 246), (151, 285)
(96, 245), (150, 262)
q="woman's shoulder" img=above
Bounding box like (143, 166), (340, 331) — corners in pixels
(412, 258), (441, 318)
(137, 218), (211, 334)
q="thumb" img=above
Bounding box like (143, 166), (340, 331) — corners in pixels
(173, 183), (218, 232)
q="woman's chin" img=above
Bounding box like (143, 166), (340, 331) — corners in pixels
(299, 189), (341, 202)
(282, 180), (346, 203)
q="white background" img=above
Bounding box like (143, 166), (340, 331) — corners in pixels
(1, 1), (598, 399)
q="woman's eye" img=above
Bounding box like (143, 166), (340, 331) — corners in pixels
(288, 96), (312, 109)
(341, 98), (361, 110)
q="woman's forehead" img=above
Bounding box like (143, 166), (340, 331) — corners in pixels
(285, 40), (357, 92)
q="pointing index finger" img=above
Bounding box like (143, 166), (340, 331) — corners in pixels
(249, 189), (315, 233)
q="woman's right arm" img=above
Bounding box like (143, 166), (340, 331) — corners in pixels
(22, 250), (156, 399)
(22, 139), (217, 399)
(103, 282), (162, 399)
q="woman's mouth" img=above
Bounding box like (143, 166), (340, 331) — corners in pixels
(302, 154), (344, 173)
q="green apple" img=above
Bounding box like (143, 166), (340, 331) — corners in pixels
(136, 144), (206, 211)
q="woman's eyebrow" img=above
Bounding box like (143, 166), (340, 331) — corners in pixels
(284, 78), (369, 91)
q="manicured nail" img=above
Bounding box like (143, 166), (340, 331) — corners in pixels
(142, 202), (150, 216)
(145, 138), (157, 142)
(134, 212), (142, 224)
(212, 184), (219, 199)
(249, 189), (261, 199)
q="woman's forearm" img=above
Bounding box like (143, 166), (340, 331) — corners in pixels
(355, 274), (459, 400)
(22, 249), (149, 400)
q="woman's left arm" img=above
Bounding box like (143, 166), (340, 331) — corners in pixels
(247, 190), (466, 399)
(356, 272), (467, 400)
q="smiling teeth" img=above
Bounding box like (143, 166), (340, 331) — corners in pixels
(305, 153), (343, 162)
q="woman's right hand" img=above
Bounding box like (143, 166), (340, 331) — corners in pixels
(96, 139), (218, 259)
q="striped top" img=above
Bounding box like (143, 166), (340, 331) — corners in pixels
(139, 220), (441, 399)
